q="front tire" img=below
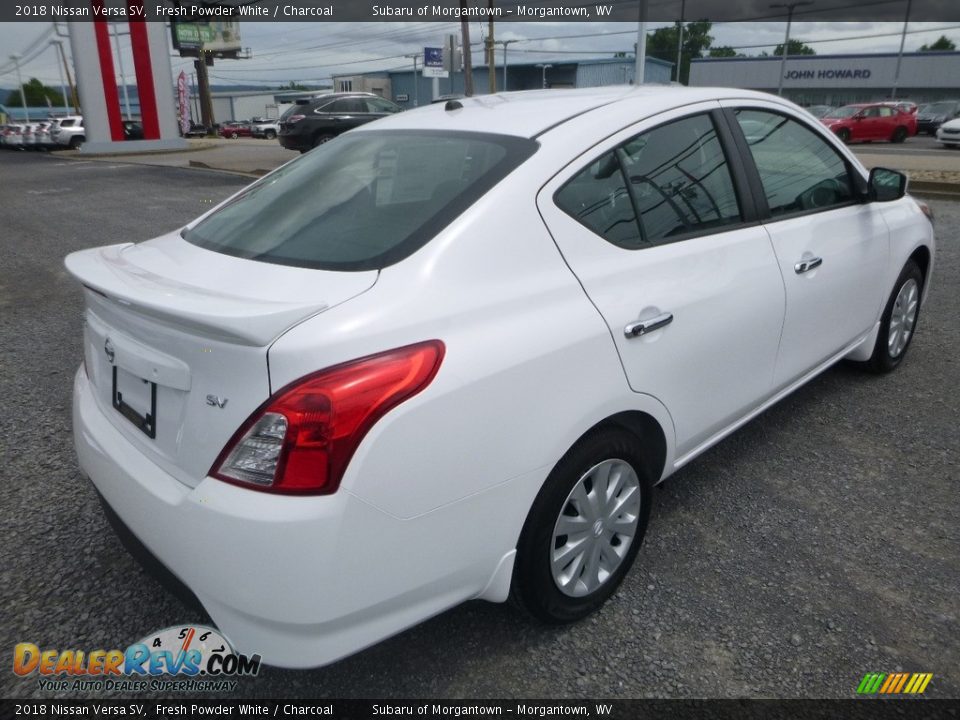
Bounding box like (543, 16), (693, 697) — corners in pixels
(512, 428), (652, 624)
(866, 260), (923, 373)
(265, 130), (276, 140)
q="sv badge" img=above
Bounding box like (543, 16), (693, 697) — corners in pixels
(206, 395), (229, 409)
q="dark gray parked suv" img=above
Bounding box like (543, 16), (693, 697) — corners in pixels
(278, 93), (402, 153)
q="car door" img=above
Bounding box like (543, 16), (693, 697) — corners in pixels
(721, 103), (890, 389)
(538, 105), (786, 459)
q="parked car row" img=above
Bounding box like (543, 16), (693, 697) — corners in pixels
(1, 118), (80, 150)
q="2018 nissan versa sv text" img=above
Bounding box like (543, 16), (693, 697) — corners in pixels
(67, 86), (934, 668)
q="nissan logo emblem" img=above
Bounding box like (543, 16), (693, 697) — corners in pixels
(104, 338), (115, 364)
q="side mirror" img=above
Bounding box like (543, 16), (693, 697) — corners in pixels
(869, 167), (907, 202)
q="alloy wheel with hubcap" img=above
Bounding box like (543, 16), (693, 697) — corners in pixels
(866, 259), (924, 373)
(888, 277), (919, 358)
(551, 459), (642, 597)
(512, 428), (652, 624)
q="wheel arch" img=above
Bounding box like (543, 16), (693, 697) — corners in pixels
(909, 244), (931, 293)
(596, 410), (668, 485)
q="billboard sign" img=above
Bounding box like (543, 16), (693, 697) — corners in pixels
(172, 20), (242, 56)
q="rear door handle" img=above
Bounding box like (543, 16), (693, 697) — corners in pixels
(624, 312), (674, 338)
(794, 257), (823, 274)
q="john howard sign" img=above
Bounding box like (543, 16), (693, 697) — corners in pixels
(784, 68), (872, 80)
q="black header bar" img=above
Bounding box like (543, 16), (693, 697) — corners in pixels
(4, 0), (960, 23)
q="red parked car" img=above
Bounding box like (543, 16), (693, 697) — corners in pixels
(218, 122), (253, 139)
(820, 103), (917, 144)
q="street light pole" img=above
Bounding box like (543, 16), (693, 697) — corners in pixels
(10, 54), (29, 122)
(406, 53), (420, 106)
(499, 39), (517, 91)
(675, 0), (686, 83)
(635, 0), (649, 84)
(891, 0), (913, 99)
(535, 63), (552, 89)
(771, 1), (813, 96)
(111, 23), (133, 120)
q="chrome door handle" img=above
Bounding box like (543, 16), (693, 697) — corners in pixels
(624, 312), (674, 338)
(794, 257), (823, 274)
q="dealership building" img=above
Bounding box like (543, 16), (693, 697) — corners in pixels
(689, 51), (960, 107)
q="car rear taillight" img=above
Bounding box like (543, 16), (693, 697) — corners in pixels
(211, 341), (445, 495)
(286, 114), (306, 125)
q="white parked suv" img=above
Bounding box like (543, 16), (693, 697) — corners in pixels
(67, 87), (935, 669)
(250, 117), (280, 139)
(51, 115), (84, 149)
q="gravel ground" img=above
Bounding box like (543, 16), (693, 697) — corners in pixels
(0, 151), (957, 700)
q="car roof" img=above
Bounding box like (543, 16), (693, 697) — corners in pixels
(360, 86), (786, 139)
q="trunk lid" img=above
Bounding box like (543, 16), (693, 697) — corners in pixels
(66, 234), (377, 487)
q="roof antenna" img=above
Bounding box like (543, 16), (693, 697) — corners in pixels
(445, 99), (463, 111)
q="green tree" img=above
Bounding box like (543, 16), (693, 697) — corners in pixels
(919, 35), (956, 51)
(5, 78), (65, 108)
(773, 39), (815, 56)
(645, 20), (714, 85)
(278, 80), (308, 91)
(709, 46), (740, 58)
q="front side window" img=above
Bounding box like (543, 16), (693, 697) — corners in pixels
(183, 131), (537, 271)
(735, 109), (855, 217)
(555, 113), (742, 249)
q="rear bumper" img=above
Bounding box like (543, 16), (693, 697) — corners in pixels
(277, 133), (311, 152)
(72, 367), (507, 668)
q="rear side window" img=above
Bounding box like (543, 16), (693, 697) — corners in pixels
(323, 99), (367, 114)
(183, 131), (537, 271)
(555, 113), (742, 249)
(734, 109), (854, 217)
(366, 97), (400, 113)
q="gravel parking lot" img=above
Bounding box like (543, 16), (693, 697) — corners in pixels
(1, 151), (957, 700)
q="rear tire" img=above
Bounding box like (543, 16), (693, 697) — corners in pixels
(313, 133), (335, 148)
(892, 126), (908, 143)
(230, 131), (238, 139)
(512, 428), (652, 624)
(837, 128), (851, 144)
(865, 260), (923, 374)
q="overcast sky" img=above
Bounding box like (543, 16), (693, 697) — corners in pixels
(1, 20), (958, 90)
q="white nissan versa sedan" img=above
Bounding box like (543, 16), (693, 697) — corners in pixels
(68, 86), (934, 668)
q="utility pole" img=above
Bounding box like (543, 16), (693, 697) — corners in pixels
(10, 54), (29, 122)
(891, 0), (913, 99)
(771, 1), (813, 96)
(635, 0), (648, 84)
(49, 39), (68, 112)
(52, 38), (79, 113)
(487, 0), (496, 93)
(675, 0), (686, 83)
(460, 1), (474, 96)
(194, 50), (215, 130)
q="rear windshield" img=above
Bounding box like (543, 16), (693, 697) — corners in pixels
(183, 130), (537, 271)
